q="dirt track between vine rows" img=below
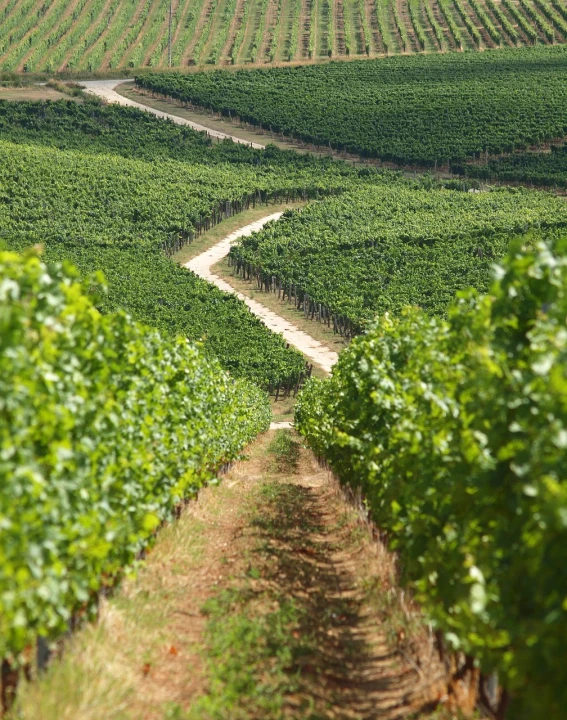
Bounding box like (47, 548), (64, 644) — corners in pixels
(81, 79), (266, 149)
(184, 213), (339, 373)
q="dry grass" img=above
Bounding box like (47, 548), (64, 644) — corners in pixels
(10, 459), (266, 720)
(117, 83), (350, 160)
(0, 86), (74, 102)
(12, 432), (457, 719)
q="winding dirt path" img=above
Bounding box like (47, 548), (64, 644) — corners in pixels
(81, 79), (266, 149)
(79, 81), (336, 414)
(185, 213), (339, 374)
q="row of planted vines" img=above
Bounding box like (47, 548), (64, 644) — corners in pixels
(0, 0), (566, 71)
(461, 145), (567, 187)
(0, 251), (271, 708)
(0, 99), (377, 391)
(227, 182), (567, 333)
(135, 45), (567, 167)
(295, 239), (567, 719)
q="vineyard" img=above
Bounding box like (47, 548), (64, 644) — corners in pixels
(228, 182), (567, 332)
(136, 44), (567, 166)
(0, 0), (566, 72)
(463, 144), (567, 186)
(295, 239), (567, 718)
(0, 250), (270, 665)
(2, 25), (567, 715)
(0, 100), (375, 389)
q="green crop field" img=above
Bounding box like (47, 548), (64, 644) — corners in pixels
(229, 181), (567, 333)
(0, 99), (372, 389)
(295, 238), (567, 718)
(462, 144), (567, 186)
(138, 45), (567, 167)
(0, 250), (271, 662)
(0, 0), (566, 73)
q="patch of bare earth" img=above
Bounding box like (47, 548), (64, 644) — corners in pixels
(241, 436), (449, 719)
(0, 86), (75, 102)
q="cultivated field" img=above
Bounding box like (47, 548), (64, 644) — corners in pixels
(137, 45), (567, 167)
(0, 0), (566, 72)
(2, 6), (567, 715)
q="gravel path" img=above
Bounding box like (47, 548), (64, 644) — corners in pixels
(185, 214), (339, 374)
(81, 79), (266, 149)
(80, 82), (336, 416)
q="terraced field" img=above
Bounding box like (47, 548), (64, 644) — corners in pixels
(0, 0), (566, 72)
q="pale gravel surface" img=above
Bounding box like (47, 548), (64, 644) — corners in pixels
(81, 79), (266, 149)
(185, 214), (339, 374)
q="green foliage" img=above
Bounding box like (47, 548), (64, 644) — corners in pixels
(0, 137), (312, 387)
(0, 250), (271, 660)
(295, 240), (567, 717)
(0, 0), (553, 71)
(0, 99), (369, 171)
(463, 145), (567, 188)
(230, 182), (567, 329)
(0, 113), (372, 387)
(137, 45), (567, 165)
(189, 589), (302, 719)
(0, 99), (393, 387)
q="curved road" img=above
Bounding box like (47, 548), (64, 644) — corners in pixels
(185, 214), (339, 374)
(82, 82), (336, 368)
(81, 79), (266, 149)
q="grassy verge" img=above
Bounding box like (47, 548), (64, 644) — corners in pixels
(117, 83), (343, 159)
(176, 431), (448, 719)
(270, 391), (297, 424)
(213, 255), (348, 355)
(10, 429), (454, 719)
(182, 577), (310, 720)
(0, 85), (76, 102)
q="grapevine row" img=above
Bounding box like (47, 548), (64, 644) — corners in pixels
(0, 99), (376, 387)
(229, 182), (567, 332)
(468, 0), (501, 45)
(0, 250), (271, 666)
(0, 0), (563, 69)
(295, 240), (567, 717)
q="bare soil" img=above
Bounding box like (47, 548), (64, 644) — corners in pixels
(0, 86), (73, 102)
(238, 439), (449, 719)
